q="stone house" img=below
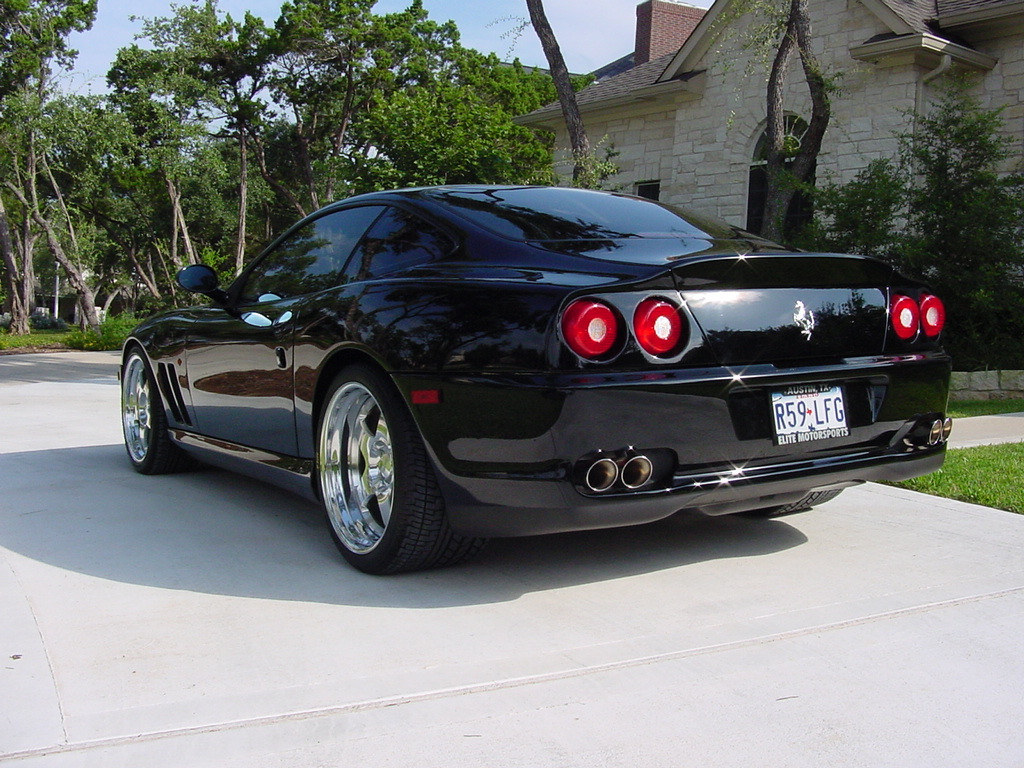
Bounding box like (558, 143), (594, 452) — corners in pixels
(517, 0), (1024, 231)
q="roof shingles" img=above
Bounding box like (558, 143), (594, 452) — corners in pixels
(520, 52), (678, 121)
(936, 0), (1019, 15)
(882, 0), (938, 31)
(879, 0), (1017, 30)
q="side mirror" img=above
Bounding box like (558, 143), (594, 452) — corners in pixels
(177, 264), (229, 304)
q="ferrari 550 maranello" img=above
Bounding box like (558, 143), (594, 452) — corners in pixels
(121, 185), (952, 573)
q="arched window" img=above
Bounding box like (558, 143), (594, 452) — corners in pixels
(746, 115), (815, 237)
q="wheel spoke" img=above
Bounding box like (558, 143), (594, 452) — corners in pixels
(121, 356), (152, 463)
(319, 382), (397, 554)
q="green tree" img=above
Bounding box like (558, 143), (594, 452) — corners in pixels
(356, 52), (555, 189)
(108, 43), (210, 271)
(110, 2), (271, 275)
(0, 0), (96, 333)
(3, 92), (105, 329)
(266, 0), (462, 213)
(901, 84), (1024, 369)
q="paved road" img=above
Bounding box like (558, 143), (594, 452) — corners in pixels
(2, 351), (1023, 767)
(948, 410), (1024, 448)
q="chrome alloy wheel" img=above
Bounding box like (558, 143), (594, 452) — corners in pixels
(122, 354), (152, 463)
(319, 382), (396, 554)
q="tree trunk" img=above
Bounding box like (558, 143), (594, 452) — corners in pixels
(128, 246), (162, 299)
(525, 0), (590, 180)
(101, 287), (121, 315)
(789, 0), (830, 189)
(250, 129), (308, 218)
(761, 6), (798, 243)
(37, 216), (101, 330)
(760, 0), (830, 243)
(18, 213), (37, 318)
(293, 111), (320, 212)
(164, 174), (198, 266)
(0, 197), (30, 334)
(4, 181), (101, 330)
(153, 242), (178, 300)
(235, 129), (248, 276)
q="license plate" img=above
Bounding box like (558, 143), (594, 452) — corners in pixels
(770, 384), (849, 446)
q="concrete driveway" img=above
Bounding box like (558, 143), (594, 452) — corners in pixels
(2, 351), (1023, 767)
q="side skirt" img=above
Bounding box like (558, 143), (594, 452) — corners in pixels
(171, 430), (318, 502)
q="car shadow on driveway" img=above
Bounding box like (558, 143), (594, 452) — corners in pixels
(0, 443), (807, 608)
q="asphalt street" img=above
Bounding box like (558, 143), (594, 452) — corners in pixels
(2, 351), (1023, 767)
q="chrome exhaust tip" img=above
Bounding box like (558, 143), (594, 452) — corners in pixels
(585, 457), (619, 493)
(620, 454), (654, 489)
(928, 419), (943, 446)
(942, 417), (953, 441)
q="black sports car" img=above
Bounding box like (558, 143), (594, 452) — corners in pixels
(121, 186), (952, 574)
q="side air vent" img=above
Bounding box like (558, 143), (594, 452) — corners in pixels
(157, 362), (192, 426)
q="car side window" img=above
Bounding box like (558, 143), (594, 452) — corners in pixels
(344, 206), (454, 282)
(240, 205), (386, 303)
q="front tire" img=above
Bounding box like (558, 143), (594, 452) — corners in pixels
(317, 364), (485, 574)
(121, 350), (192, 474)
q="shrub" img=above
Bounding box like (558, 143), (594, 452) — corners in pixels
(29, 314), (69, 331)
(65, 313), (140, 351)
(793, 158), (904, 261)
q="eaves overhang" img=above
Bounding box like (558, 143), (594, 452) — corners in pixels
(939, 1), (1024, 37)
(850, 32), (998, 69)
(940, 1), (1024, 27)
(660, 0), (731, 81)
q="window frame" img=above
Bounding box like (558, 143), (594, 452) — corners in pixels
(229, 204), (389, 305)
(339, 204), (459, 283)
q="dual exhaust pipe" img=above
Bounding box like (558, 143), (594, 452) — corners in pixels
(905, 416), (953, 448)
(928, 417), (953, 446)
(583, 452), (654, 493)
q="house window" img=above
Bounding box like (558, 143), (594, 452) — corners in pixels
(746, 116), (814, 237)
(635, 181), (661, 201)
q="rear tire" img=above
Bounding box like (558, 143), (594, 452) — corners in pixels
(317, 364), (485, 574)
(744, 489), (843, 519)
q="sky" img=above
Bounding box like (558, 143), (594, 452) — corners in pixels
(63, 0), (714, 94)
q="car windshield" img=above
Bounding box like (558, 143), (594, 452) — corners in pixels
(425, 187), (743, 242)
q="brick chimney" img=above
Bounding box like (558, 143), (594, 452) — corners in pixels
(634, 0), (705, 66)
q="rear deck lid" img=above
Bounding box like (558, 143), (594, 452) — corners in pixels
(672, 254), (894, 364)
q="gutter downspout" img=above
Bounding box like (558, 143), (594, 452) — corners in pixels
(916, 53), (953, 124)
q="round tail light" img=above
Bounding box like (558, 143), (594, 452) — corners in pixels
(890, 294), (920, 340)
(919, 294), (945, 337)
(633, 298), (684, 356)
(561, 299), (619, 359)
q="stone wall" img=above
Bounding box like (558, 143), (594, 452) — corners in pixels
(665, 0), (908, 224)
(965, 22), (1024, 173)
(950, 371), (1024, 401)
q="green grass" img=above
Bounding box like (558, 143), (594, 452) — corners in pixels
(0, 329), (74, 351)
(947, 399), (1024, 418)
(892, 442), (1024, 514)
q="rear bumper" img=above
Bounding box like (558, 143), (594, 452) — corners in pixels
(394, 353), (951, 537)
(431, 445), (944, 537)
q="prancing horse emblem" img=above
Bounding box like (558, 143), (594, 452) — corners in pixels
(793, 300), (815, 340)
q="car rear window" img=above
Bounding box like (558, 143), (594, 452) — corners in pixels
(425, 187), (741, 242)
